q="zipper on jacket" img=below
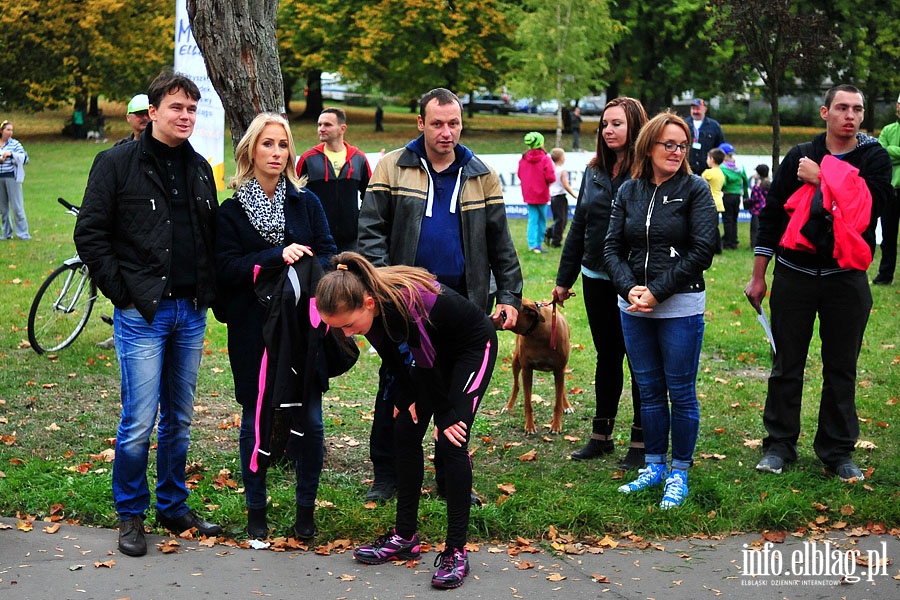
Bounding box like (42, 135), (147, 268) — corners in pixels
(150, 199), (156, 210)
(644, 187), (659, 286)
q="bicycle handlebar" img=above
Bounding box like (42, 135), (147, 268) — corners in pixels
(58, 197), (79, 215)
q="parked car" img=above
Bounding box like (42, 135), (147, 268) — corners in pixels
(461, 93), (515, 114)
(535, 99), (560, 115)
(513, 97), (537, 113)
(576, 99), (604, 116)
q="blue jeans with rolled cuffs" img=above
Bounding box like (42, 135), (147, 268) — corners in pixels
(620, 312), (704, 471)
(112, 299), (206, 520)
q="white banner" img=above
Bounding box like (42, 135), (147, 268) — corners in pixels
(174, 0), (226, 190)
(366, 151), (773, 220)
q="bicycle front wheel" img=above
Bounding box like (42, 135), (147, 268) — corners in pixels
(28, 262), (98, 354)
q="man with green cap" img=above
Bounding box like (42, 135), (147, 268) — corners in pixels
(115, 94), (151, 146)
(518, 131), (555, 252)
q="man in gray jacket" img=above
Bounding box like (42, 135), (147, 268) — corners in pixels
(358, 87), (522, 502)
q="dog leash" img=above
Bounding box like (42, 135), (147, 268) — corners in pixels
(548, 299), (559, 351)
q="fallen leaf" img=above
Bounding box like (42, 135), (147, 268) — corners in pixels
(93, 560), (115, 568)
(743, 439), (762, 449)
(591, 574), (610, 583)
(762, 530), (786, 543)
(497, 483), (517, 495)
(840, 504), (855, 516)
(516, 560), (534, 570)
(43, 523), (61, 534)
(16, 519), (33, 532)
(518, 449), (537, 461)
(546, 573), (566, 582)
(338, 574), (357, 581)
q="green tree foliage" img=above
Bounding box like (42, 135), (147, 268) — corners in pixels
(344, 0), (513, 101)
(504, 0), (617, 144)
(0, 1), (173, 111)
(605, 0), (741, 115)
(817, 0), (900, 131)
(277, 0), (360, 117)
(710, 0), (839, 169)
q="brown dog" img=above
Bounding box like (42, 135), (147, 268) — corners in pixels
(497, 298), (572, 434)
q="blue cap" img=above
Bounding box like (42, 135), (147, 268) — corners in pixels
(718, 142), (734, 155)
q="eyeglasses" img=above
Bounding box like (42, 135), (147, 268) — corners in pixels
(656, 142), (688, 154)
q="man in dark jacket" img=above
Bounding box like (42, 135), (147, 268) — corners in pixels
(297, 107), (371, 252)
(357, 88), (522, 502)
(74, 71), (222, 558)
(687, 98), (724, 176)
(745, 84), (892, 482)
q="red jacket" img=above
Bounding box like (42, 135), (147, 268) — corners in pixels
(518, 149), (555, 205)
(780, 155), (873, 270)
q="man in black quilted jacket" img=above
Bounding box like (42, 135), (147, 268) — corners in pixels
(74, 70), (222, 558)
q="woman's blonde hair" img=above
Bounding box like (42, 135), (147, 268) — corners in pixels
(316, 252), (440, 340)
(631, 111), (692, 181)
(229, 112), (305, 190)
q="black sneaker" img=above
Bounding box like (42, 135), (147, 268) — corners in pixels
(872, 276), (893, 285)
(755, 454), (785, 474)
(831, 462), (865, 482)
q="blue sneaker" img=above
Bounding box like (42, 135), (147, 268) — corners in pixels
(353, 529), (421, 564)
(660, 469), (689, 509)
(617, 462), (667, 494)
(432, 546), (469, 589)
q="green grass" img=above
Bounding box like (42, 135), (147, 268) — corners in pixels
(0, 110), (898, 546)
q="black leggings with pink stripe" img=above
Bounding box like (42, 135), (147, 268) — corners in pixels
(392, 324), (497, 550)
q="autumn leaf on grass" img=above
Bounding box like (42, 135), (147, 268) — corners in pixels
(699, 453), (726, 460)
(887, 397), (898, 405)
(840, 504), (855, 516)
(855, 440), (877, 450)
(743, 439), (762, 449)
(89, 449), (115, 463)
(1, 434), (17, 446)
(497, 482), (516, 495)
(518, 449), (537, 461)
(547, 525), (558, 540)
(762, 530), (787, 543)
(812, 502), (828, 512)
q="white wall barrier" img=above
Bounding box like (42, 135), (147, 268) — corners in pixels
(366, 152), (776, 221)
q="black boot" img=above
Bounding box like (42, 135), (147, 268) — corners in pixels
(619, 425), (645, 470)
(571, 418), (615, 460)
(293, 505), (316, 541)
(247, 506), (268, 539)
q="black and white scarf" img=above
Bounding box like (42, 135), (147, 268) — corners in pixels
(237, 176), (287, 246)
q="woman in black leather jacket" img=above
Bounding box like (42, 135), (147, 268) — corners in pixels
(552, 97), (647, 469)
(603, 111), (717, 510)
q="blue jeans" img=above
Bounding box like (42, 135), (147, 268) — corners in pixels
(112, 300), (206, 520)
(239, 393), (325, 509)
(621, 312), (704, 470)
(526, 204), (547, 249)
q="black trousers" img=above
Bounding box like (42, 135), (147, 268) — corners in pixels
(722, 193), (741, 248)
(582, 276), (641, 427)
(761, 264), (871, 468)
(548, 194), (569, 246)
(876, 188), (900, 281)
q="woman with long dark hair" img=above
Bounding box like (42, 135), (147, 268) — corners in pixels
(553, 98), (647, 469)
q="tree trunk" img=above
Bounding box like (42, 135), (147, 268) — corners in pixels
(770, 95), (781, 175)
(301, 70), (324, 120)
(186, 0), (285, 149)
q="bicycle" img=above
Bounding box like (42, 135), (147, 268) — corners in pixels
(27, 198), (106, 354)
